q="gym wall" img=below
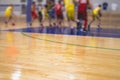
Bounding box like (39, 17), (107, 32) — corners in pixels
(0, 0), (120, 16)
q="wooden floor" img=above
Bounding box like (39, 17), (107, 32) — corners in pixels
(0, 23), (120, 80)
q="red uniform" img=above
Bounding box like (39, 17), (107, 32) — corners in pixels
(78, 0), (89, 31)
(55, 3), (63, 19)
(31, 5), (37, 19)
(78, 0), (89, 12)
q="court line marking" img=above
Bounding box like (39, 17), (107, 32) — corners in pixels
(22, 32), (120, 51)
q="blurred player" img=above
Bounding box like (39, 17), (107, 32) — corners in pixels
(5, 4), (15, 26)
(31, 2), (38, 22)
(41, 5), (49, 22)
(77, 0), (92, 31)
(37, 3), (43, 25)
(88, 4), (102, 31)
(47, 1), (55, 25)
(64, 0), (75, 27)
(55, 0), (64, 26)
(66, 2), (75, 27)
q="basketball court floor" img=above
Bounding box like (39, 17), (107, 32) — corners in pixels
(0, 17), (120, 80)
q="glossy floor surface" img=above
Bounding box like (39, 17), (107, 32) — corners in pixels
(0, 32), (120, 80)
(0, 18), (120, 80)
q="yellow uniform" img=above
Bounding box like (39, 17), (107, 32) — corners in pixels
(64, 0), (75, 20)
(66, 3), (75, 20)
(93, 7), (101, 18)
(5, 6), (13, 18)
(64, 0), (73, 6)
(41, 8), (49, 19)
(88, 6), (102, 30)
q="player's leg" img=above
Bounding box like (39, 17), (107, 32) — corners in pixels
(77, 11), (87, 31)
(96, 15), (102, 31)
(45, 11), (49, 25)
(77, 12), (83, 30)
(41, 9), (45, 23)
(48, 10), (51, 25)
(5, 14), (15, 26)
(56, 14), (61, 27)
(71, 11), (75, 21)
(83, 11), (88, 31)
(38, 11), (43, 25)
(5, 16), (9, 25)
(9, 15), (15, 26)
(88, 14), (95, 31)
(5, 12), (10, 25)
(59, 14), (64, 27)
(67, 11), (71, 27)
(96, 15), (101, 28)
(70, 10), (75, 28)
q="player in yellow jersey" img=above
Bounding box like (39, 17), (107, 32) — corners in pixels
(64, 0), (73, 6)
(5, 4), (15, 26)
(88, 5), (102, 31)
(41, 5), (49, 22)
(64, 0), (75, 27)
(66, 3), (75, 21)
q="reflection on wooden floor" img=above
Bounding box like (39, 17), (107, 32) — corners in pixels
(0, 31), (120, 80)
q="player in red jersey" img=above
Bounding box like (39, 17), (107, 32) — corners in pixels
(55, 0), (64, 26)
(31, 2), (38, 21)
(77, 0), (92, 31)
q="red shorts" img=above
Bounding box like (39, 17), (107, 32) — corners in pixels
(78, 11), (87, 20)
(56, 13), (63, 20)
(31, 11), (37, 19)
